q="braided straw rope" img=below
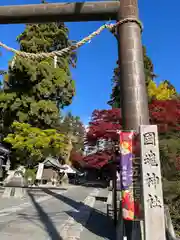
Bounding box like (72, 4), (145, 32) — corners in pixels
(0, 18), (142, 60)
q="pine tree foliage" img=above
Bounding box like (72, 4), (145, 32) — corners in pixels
(0, 22), (76, 132)
(0, 17), (78, 167)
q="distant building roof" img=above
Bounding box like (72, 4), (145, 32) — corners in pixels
(42, 156), (65, 169)
(60, 164), (84, 175)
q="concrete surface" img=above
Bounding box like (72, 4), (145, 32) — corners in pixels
(0, 185), (115, 239)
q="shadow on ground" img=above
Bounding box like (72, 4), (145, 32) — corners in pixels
(0, 186), (67, 190)
(80, 181), (108, 188)
(23, 188), (179, 240)
(42, 188), (116, 240)
(26, 190), (63, 240)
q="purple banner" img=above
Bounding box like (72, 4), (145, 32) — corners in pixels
(121, 152), (133, 190)
(119, 131), (142, 220)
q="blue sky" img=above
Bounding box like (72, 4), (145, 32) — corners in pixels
(0, 0), (179, 125)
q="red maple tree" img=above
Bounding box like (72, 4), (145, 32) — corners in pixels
(83, 151), (113, 169)
(83, 109), (121, 168)
(86, 109), (122, 143)
(149, 100), (180, 132)
(81, 100), (180, 168)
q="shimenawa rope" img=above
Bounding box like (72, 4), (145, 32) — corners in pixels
(0, 18), (142, 60)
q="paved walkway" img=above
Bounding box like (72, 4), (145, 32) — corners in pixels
(80, 197), (116, 240)
(0, 186), (116, 239)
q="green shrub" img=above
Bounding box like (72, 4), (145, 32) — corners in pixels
(24, 168), (36, 183)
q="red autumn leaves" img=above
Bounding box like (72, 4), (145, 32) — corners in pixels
(78, 100), (180, 168)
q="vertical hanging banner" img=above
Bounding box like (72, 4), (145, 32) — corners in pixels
(140, 125), (165, 240)
(119, 131), (142, 220)
(36, 163), (44, 180)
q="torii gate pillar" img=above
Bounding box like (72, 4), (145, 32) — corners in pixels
(117, 0), (149, 239)
(117, 0), (149, 131)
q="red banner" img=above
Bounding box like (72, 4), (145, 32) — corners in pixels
(119, 131), (142, 221)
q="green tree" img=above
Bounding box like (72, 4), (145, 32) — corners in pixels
(159, 133), (180, 236)
(51, 112), (85, 165)
(0, 22), (76, 134)
(4, 121), (68, 167)
(143, 46), (156, 84)
(60, 112), (85, 152)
